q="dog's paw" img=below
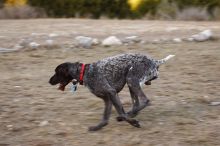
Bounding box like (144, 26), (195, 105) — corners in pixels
(88, 126), (101, 131)
(129, 119), (141, 128)
(88, 122), (108, 131)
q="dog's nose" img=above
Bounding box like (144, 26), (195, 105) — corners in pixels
(49, 78), (53, 85)
(49, 76), (56, 85)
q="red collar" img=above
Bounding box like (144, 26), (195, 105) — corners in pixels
(79, 64), (85, 85)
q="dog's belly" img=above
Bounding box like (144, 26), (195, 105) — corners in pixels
(103, 64), (128, 92)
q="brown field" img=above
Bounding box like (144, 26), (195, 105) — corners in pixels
(0, 19), (220, 146)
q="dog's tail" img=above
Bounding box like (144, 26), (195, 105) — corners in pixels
(156, 55), (175, 66)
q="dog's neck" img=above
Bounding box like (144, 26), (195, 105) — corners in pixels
(76, 63), (90, 85)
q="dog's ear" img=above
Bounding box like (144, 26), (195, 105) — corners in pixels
(55, 63), (70, 76)
(68, 62), (80, 79)
(64, 66), (69, 77)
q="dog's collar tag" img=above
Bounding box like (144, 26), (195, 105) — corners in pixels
(70, 79), (78, 94)
(70, 83), (77, 93)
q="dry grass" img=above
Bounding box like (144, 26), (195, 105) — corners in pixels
(155, 1), (211, 21)
(213, 8), (220, 20)
(176, 7), (210, 21)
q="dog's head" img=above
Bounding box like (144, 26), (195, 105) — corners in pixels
(145, 55), (175, 85)
(144, 66), (159, 85)
(49, 62), (79, 91)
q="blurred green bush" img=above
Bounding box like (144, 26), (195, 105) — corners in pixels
(28, 0), (132, 19)
(0, 0), (5, 8)
(1, 0), (220, 19)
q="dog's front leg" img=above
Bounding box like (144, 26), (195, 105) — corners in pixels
(126, 76), (150, 117)
(88, 97), (112, 131)
(126, 87), (140, 118)
(129, 87), (150, 115)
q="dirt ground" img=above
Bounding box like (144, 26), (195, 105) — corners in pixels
(0, 19), (220, 146)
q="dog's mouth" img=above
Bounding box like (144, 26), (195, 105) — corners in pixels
(57, 79), (77, 91)
(58, 82), (70, 91)
(58, 83), (66, 91)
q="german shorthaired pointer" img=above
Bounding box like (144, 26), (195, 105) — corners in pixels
(49, 53), (174, 131)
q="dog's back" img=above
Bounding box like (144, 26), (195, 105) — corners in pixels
(96, 53), (152, 67)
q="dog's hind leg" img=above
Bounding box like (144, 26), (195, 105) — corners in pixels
(88, 97), (112, 131)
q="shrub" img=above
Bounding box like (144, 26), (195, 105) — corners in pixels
(155, 0), (178, 20)
(1, 0), (220, 20)
(28, 0), (132, 19)
(136, 0), (161, 18)
(0, 1), (4, 8)
(0, 5), (47, 19)
(5, 0), (27, 7)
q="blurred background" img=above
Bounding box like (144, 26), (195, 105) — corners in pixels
(0, 0), (220, 20)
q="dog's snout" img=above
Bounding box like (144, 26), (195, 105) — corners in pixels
(49, 75), (58, 85)
(49, 77), (53, 85)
